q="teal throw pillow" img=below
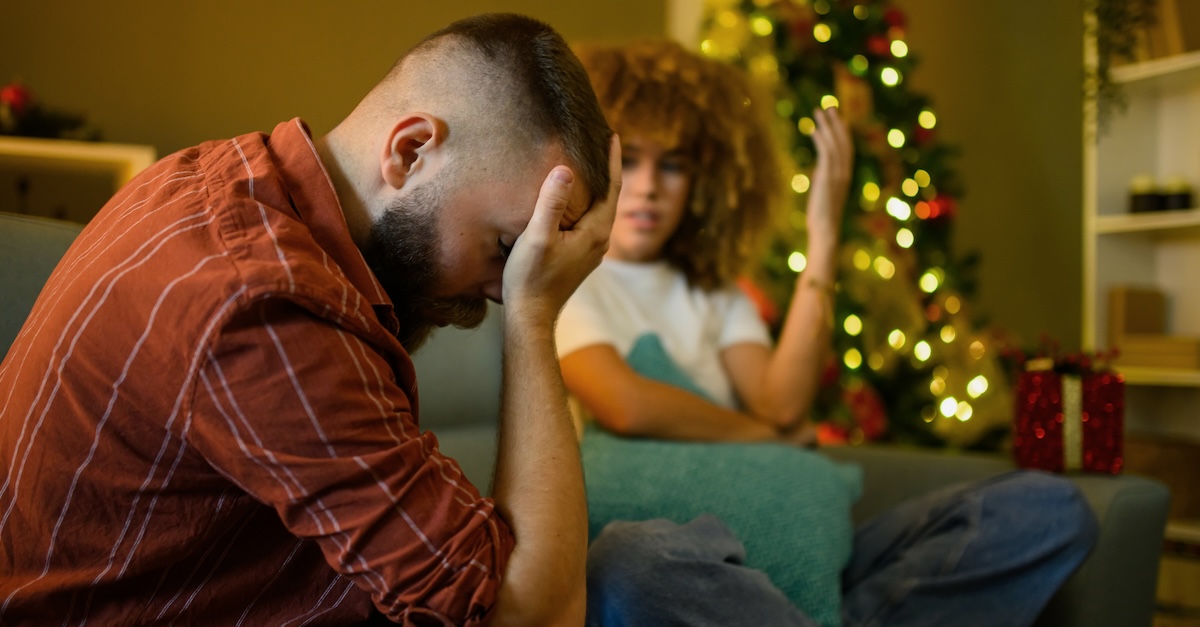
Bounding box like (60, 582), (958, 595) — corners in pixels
(582, 430), (861, 627)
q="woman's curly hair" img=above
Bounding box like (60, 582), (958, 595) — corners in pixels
(574, 39), (784, 291)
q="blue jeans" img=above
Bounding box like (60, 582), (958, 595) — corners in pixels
(585, 471), (1098, 627)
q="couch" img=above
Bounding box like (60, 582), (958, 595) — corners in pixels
(1, 211), (1171, 627)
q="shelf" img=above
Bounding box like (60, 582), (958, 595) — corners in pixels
(1166, 520), (1200, 546)
(1112, 49), (1200, 86)
(1118, 366), (1200, 387)
(1095, 209), (1200, 234)
(0, 136), (156, 188)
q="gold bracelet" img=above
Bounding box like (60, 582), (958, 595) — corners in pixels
(802, 275), (836, 297)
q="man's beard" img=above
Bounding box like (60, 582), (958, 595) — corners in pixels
(360, 181), (489, 353)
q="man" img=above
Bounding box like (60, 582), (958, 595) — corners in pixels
(0, 13), (616, 625)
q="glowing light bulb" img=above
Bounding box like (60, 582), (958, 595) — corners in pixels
(918, 109), (937, 129)
(850, 54), (869, 74)
(969, 340), (985, 360)
(814, 23), (832, 43)
(821, 94), (840, 109)
(751, 15), (774, 36)
(902, 178), (919, 197)
(853, 5), (869, 19)
(945, 296), (961, 314)
(881, 67), (901, 86)
(844, 314), (863, 336)
(792, 173), (810, 193)
(919, 272), (940, 293)
(888, 329), (906, 350)
(868, 352), (884, 370)
(887, 128), (906, 148)
(896, 228), (914, 248)
(930, 377), (946, 395)
(967, 375), (989, 398)
(956, 401), (973, 421)
(940, 325), (956, 343)
(886, 197), (911, 220)
(940, 396), (958, 418)
(798, 117), (816, 135)
(844, 348), (863, 369)
(891, 40), (909, 57)
(853, 249), (871, 270)
(862, 182), (881, 202)
(788, 251), (808, 272)
(874, 256), (896, 279)
(914, 340), (932, 361)
(914, 169), (931, 187)
(700, 40), (716, 56)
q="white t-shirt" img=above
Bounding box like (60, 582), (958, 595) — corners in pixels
(556, 258), (772, 409)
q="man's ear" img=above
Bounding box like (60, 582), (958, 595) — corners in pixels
(381, 113), (441, 190)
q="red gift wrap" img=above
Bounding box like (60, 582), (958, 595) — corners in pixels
(1012, 369), (1124, 474)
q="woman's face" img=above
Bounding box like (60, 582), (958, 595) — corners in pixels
(606, 135), (692, 263)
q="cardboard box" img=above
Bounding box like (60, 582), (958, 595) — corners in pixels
(1109, 285), (1167, 347)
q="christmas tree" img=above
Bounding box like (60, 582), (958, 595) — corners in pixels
(699, 0), (1012, 448)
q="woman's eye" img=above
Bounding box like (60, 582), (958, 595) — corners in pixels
(660, 159), (686, 173)
(499, 238), (514, 259)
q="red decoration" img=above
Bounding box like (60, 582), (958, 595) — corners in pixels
(913, 126), (936, 145)
(1012, 368), (1124, 474)
(922, 195), (957, 221)
(0, 82), (32, 116)
(736, 276), (781, 326)
(866, 35), (891, 57)
(884, 7), (907, 28)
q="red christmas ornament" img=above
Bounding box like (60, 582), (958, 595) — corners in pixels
(0, 82), (32, 117)
(884, 7), (907, 28)
(866, 35), (892, 57)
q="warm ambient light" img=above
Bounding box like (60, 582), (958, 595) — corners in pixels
(862, 182), (881, 202)
(788, 251), (807, 272)
(821, 94), (840, 109)
(844, 314), (863, 336)
(881, 67), (901, 86)
(814, 23), (833, 43)
(914, 340), (932, 361)
(792, 173), (810, 193)
(896, 228), (914, 248)
(968, 375), (989, 398)
(886, 197), (911, 220)
(891, 40), (909, 57)
(844, 348), (863, 369)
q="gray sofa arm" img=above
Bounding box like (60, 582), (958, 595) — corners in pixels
(822, 445), (1170, 627)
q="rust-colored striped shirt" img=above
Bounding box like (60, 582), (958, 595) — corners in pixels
(0, 119), (513, 625)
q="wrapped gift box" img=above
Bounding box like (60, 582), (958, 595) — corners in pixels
(1012, 366), (1124, 474)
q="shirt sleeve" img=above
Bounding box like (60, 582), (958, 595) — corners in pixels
(556, 274), (620, 359)
(718, 284), (773, 349)
(187, 297), (512, 626)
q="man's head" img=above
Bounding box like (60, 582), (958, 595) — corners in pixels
(323, 13), (612, 351)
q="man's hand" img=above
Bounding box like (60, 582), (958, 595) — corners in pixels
(805, 107), (853, 252)
(501, 136), (622, 327)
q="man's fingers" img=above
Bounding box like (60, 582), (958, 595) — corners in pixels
(526, 166), (575, 241)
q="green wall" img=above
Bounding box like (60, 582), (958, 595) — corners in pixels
(1, 0), (1083, 349)
(0, 1), (664, 156)
(894, 0), (1084, 348)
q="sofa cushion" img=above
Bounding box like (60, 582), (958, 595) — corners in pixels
(582, 426), (862, 627)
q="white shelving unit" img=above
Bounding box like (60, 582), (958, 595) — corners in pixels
(1083, 44), (1200, 440)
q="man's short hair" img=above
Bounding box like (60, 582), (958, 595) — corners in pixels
(402, 13), (613, 204)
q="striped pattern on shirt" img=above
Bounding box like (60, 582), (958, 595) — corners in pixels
(0, 118), (513, 626)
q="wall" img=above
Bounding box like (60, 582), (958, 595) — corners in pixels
(893, 0), (1085, 348)
(0, 1), (664, 157)
(2, 0), (1083, 348)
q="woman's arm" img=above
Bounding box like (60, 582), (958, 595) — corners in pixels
(560, 344), (782, 442)
(725, 106), (853, 432)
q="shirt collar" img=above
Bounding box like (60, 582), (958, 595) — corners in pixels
(267, 118), (399, 332)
